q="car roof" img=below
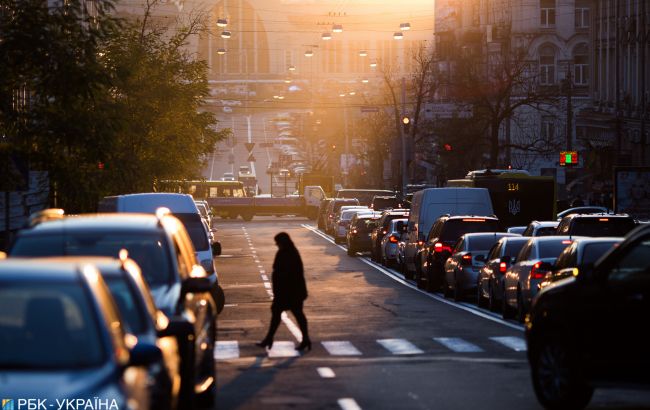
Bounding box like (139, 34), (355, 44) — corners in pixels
(530, 220), (559, 227)
(463, 232), (518, 239)
(565, 213), (631, 220)
(527, 235), (575, 243)
(28, 256), (133, 278)
(568, 237), (624, 247)
(443, 215), (499, 221)
(18, 213), (168, 235)
(0, 258), (90, 282)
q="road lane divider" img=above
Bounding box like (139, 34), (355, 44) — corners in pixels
(321, 341), (362, 356)
(215, 341), (239, 360)
(317, 367), (336, 378)
(338, 398), (362, 410)
(267, 341), (300, 358)
(301, 224), (525, 332)
(490, 336), (527, 352)
(433, 337), (483, 353)
(377, 338), (424, 355)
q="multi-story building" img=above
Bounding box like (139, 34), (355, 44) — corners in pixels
(434, 0), (594, 194)
(577, 0), (649, 172)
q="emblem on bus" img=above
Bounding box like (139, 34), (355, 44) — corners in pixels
(508, 199), (521, 215)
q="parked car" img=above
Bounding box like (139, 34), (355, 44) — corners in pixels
(556, 205), (610, 219)
(502, 236), (576, 322)
(419, 215), (500, 292)
(477, 236), (529, 312)
(0, 259), (161, 409)
(403, 188), (494, 281)
(556, 213), (636, 237)
(9, 212), (218, 406)
(538, 237), (623, 291)
(521, 220), (559, 237)
(325, 198), (361, 234)
(526, 224), (650, 409)
(333, 208), (372, 244)
(87, 256), (183, 410)
(379, 218), (409, 267)
(347, 213), (380, 256)
(443, 232), (519, 301)
(370, 209), (410, 262)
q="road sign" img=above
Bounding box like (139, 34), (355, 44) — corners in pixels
(247, 154), (256, 162)
(244, 142), (255, 152)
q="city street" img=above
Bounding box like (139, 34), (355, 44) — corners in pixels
(214, 217), (650, 410)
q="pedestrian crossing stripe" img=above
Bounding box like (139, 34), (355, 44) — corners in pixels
(214, 336), (527, 360)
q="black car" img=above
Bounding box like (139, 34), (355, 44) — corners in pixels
(556, 213), (636, 237)
(9, 213), (217, 407)
(419, 215), (501, 292)
(0, 259), (161, 409)
(525, 224), (650, 409)
(370, 195), (404, 211)
(347, 213), (380, 256)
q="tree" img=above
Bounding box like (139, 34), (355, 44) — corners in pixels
(448, 36), (558, 168)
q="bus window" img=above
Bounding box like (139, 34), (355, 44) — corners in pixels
(209, 187), (219, 198)
(233, 188), (245, 198)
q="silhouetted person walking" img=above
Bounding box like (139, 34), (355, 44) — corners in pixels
(257, 232), (311, 352)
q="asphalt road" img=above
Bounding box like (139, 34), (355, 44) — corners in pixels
(213, 217), (650, 410)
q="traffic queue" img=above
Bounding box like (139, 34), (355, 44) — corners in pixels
(0, 193), (223, 410)
(317, 184), (648, 410)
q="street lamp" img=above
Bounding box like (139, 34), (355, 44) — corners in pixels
(393, 32), (404, 40)
(369, 60), (377, 68)
(288, 65), (296, 71)
(221, 30), (231, 39)
(322, 32), (332, 41)
(217, 18), (228, 27)
(332, 24), (343, 33)
(304, 49), (314, 57)
(361, 78), (369, 83)
(359, 50), (368, 57)
(400, 22), (411, 31)
(217, 48), (227, 55)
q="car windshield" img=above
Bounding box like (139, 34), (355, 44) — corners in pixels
(104, 276), (147, 334)
(571, 218), (636, 237)
(373, 197), (401, 210)
(354, 219), (377, 233)
(536, 226), (558, 236)
(440, 220), (500, 242)
(582, 242), (619, 265)
(467, 235), (502, 250)
(11, 233), (173, 286)
(539, 240), (573, 259)
(173, 213), (209, 251)
(0, 282), (106, 369)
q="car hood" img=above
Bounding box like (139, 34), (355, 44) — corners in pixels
(0, 364), (123, 399)
(149, 283), (182, 316)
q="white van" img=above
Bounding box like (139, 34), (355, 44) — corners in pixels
(403, 188), (494, 276)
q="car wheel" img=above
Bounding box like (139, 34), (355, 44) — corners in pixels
(477, 281), (487, 308)
(502, 289), (515, 319)
(488, 283), (499, 313)
(453, 276), (462, 302)
(516, 289), (526, 323)
(403, 262), (413, 280)
(176, 321), (197, 410)
(531, 339), (593, 410)
(415, 262), (425, 289)
(347, 246), (355, 256)
(196, 310), (217, 408)
(443, 276), (452, 298)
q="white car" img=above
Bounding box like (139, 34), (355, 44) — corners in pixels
(222, 172), (235, 181)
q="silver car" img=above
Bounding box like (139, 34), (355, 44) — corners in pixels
(379, 218), (408, 267)
(443, 232), (519, 301)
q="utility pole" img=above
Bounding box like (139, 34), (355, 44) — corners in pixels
(640, 0), (647, 165)
(400, 77), (408, 194)
(565, 63), (573, 151)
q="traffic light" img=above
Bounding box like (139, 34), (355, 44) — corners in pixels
(443, 143), (453, 152)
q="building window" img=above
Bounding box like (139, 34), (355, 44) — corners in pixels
(540, 0), (555, 27)
(573, 43), (589, 85)
(541, 116), (556, 141)
(575, 7), (590, 28)
(539, 45), (556, 85)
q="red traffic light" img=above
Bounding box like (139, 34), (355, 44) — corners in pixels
(443, 143), (453, 151)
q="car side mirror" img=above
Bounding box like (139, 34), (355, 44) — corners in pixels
(129, 341), (162, 367)
(157, 315), (194, 338)
(212, 241), (222, 256)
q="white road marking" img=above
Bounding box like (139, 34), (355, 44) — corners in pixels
(490, 336), (527, 352)
(251, 250), (257, 254)
(215, 341), (239, 360)
(322, 341), (362, 356)
(317, 367), (336, 378)
(257, 265), (264, 269)
(261, 274), (269, 281)
(377, 338), (424, 355)
(434, 337), (484, 353)
(280, 311), (303, 341)
(338, 398), (362, 410)
(259, 269), (266, 274)
(267, 341), (299, 358)
(223, 303), (238, 307)
(263, 282), (271, 289)
(301, 224), (525, 332)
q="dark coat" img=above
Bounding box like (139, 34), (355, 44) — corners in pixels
(271, 245), (307, 310)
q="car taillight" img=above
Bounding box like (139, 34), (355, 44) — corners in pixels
(417, 241), (424, 246)
(461, 253), (472, 265)
(499, 262), (507, 273)
(530, 261), (550, 279)
(389, 235), (399, 243)
(434, 242), (452, 253)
